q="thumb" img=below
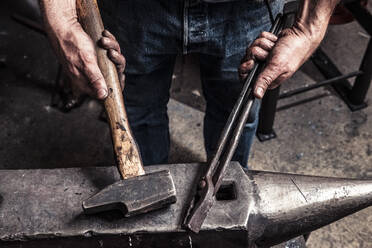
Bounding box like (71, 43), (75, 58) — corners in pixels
(83, 58), (108, 100)
(254, 63), (282, 99)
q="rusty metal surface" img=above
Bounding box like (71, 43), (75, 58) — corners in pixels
(0, 162), (371, 248)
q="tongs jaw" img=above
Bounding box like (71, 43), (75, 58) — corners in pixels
(183, 175), (215, 232)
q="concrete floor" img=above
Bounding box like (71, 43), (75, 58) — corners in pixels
(1, 1), (372, 247)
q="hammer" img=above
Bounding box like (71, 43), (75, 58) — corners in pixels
(76, 0), (176, 217)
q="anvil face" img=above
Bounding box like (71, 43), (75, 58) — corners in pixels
(0, 163), (253, 247)
(0, 162), (371, 248)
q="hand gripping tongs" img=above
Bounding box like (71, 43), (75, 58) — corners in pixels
(183, 14), (285, 233)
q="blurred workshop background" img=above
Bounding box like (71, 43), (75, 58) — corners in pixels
(0, 0), (371, 247)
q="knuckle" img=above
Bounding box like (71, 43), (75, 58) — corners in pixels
(91, 74), (103, 83)
(268, 40), (275, 48)
(90, 77), (104, 88)
(251, 46), (260, 55)
(260, 75), (273, 88)
(256, 38), (264, 46)
(101, 37), (109, 44)
(109, 49), (117, 57)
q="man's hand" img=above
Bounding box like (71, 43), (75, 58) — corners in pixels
(239, 0), (340, 99)
(40, 0), (125, 100)
(246, 27), (321, 98)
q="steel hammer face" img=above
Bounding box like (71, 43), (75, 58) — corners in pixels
(82, 170), (176, 217)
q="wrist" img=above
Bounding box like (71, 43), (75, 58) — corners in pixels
(40, 0), (79, 40)
(294, 20), (327, 46)
(46, 21), (80, 43)
(295, 0), (340, 44)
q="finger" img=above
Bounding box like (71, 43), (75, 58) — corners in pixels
(107, 49), (126, 73)
(239, 59), (254, 75)
(119, 73), (125, 90)
(254, 62), (283, 99)
(250, 46), (269, 61)
(251, 38), (275, 51)
(268, 72), (291, 89)
(259, 31), (278, 42)
(99, 37), (121, 52)
(239, 59), (254, 81)
(102, 30), (117, 41)
(82, 57), (108, 99)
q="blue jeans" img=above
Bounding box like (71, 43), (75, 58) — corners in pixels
(101, 0), (283, 167)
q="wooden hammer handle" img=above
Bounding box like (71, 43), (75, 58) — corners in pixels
(76, 0), (145, 179)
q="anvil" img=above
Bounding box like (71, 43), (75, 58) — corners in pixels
(0, 162), (371, 248)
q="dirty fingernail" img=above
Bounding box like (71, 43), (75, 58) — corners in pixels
(97, 89), (107, 99)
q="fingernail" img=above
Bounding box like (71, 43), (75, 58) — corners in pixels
(256, 87), (264, 98)
(97, 89), (107, 99)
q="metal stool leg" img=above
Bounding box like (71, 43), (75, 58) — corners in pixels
(344, 0), (372, 36)
(311, 48), (368, 111)
(256, 87), (280, 142)
(348, 39), (372, 106)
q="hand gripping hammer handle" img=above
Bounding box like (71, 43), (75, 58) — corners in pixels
(183, 14), (284, 233)
(76, 0), (145, 179)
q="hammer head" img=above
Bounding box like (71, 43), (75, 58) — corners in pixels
(82, 170), (176, 217)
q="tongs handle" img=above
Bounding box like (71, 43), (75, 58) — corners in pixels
(210, 14), (283, 191)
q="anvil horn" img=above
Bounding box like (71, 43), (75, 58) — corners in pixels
(246, 170), (372, 247)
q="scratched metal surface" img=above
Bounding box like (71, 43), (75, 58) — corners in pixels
(0, 163), (252, 247)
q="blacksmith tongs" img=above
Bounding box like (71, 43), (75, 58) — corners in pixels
(183, 14), (286, 233)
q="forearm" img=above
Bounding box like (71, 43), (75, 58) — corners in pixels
(296, 0), (340, 43)
(39, 0), (78, 38)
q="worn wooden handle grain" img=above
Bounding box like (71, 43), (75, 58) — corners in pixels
(76, 0), (145, 179)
